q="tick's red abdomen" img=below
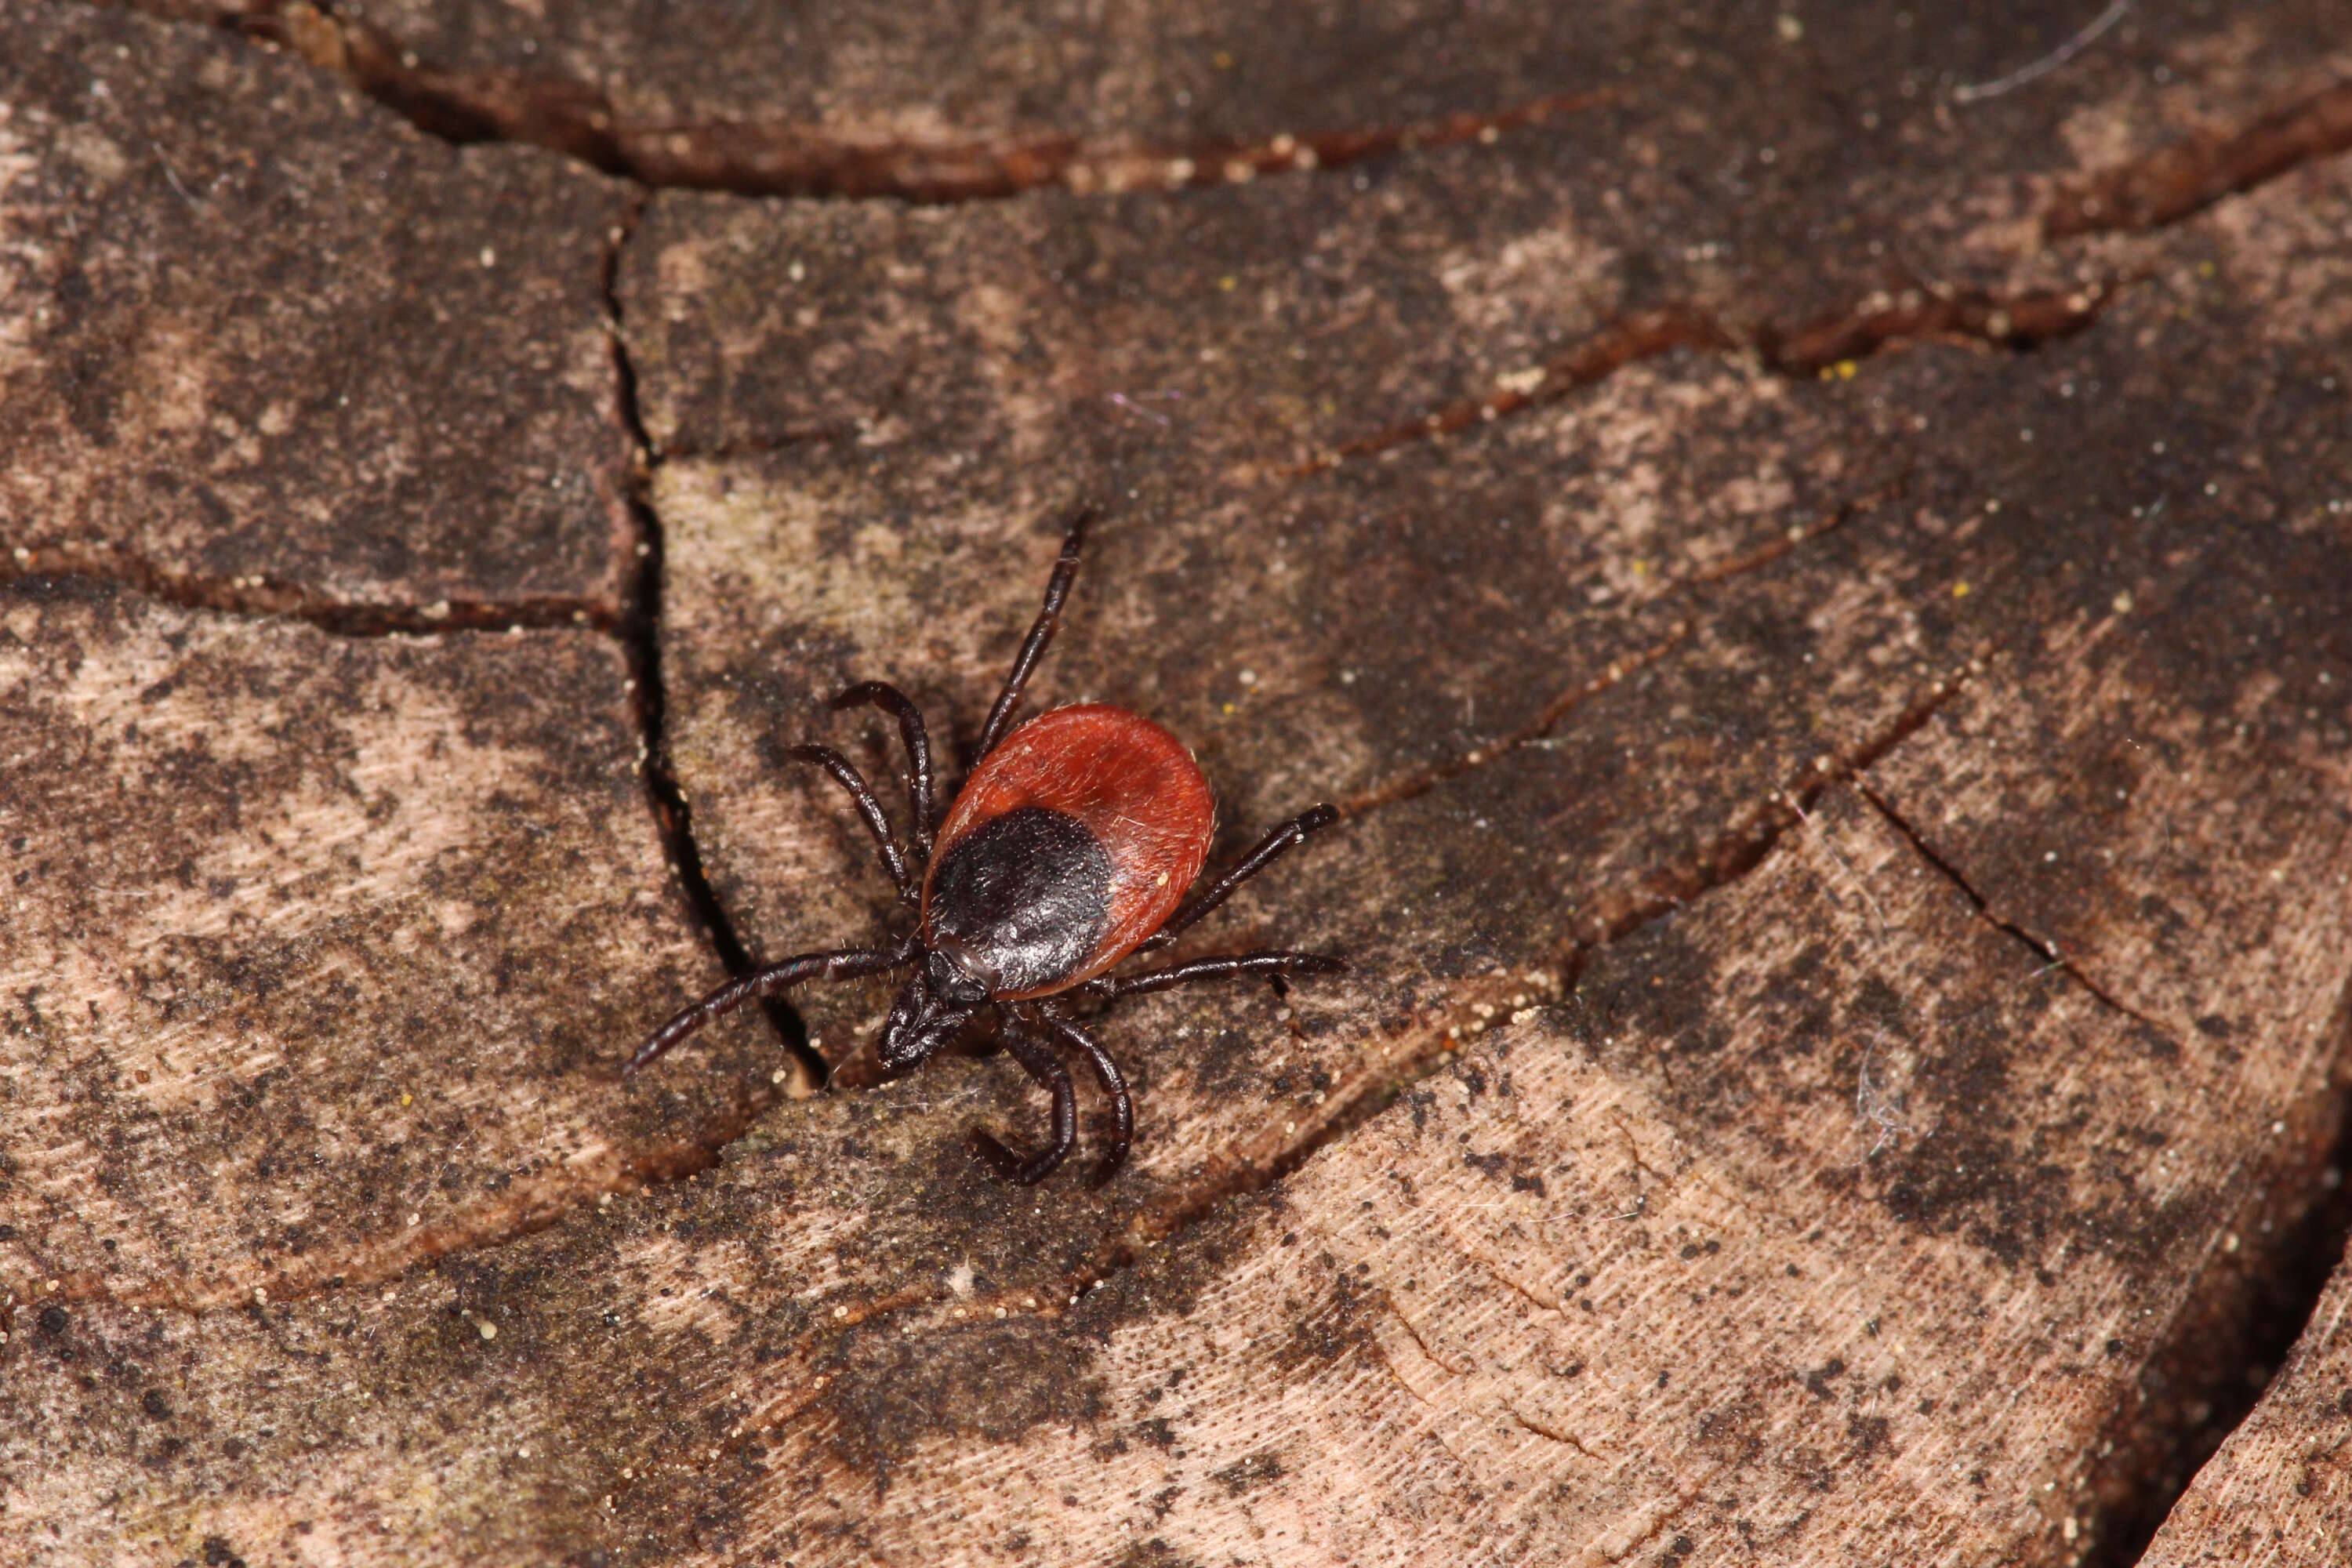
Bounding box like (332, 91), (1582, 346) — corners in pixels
(924, 704), (1215, 997)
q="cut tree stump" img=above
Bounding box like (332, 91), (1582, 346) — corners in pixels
(2140, 1258), (2352, 1564)
(3, 2), (2350, 1564)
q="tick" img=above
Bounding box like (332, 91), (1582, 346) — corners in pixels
(625, 508), (1345, 1185)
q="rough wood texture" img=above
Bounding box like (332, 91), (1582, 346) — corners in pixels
(0, 577), (785, 1308)
(4, 1), (2352, 1563)
(2143, 1255), (2352, 1564)
(2, 3), (635, 619)
(103, 0), (2352, 209)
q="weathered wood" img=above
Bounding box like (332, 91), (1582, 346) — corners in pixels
(0, 583), (785, 1308)
(0, 6), (791, 1322)
(103, 0), (2352, 213)
(2, 2), (634, 618)
(2142, 1249), (2352, 1564)
(4, 1), (2351, 1563)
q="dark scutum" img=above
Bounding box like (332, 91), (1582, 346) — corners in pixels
(927, 806), (1116, 996)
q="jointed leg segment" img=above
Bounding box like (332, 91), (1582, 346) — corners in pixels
(782, 743), (913, 898)
(829, 681), (936, 857)
(624, 943), (911, 1079)
(1037, 1007), (1133, 1185)
(970, 1012), (1080, 1185)
(975, 506), (1092, 762)
(1142, 804), (1340, 953)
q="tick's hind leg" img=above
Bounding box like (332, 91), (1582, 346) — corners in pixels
(1140, 804), (1341, 954)
(974, 506), (1092, 762)
(1038, 1007), (1133, 1186)
(1095, 949), (1346, 1000)
(970, 1011), (1078, 1185)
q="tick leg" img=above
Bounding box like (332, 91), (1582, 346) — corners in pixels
(1140, 804), (1341, 953)
(782, 742), (913, 899)
(1037, 1007), (1133, 1186)
(974, 506), (1092, 762)
(625, 944), (909, 1078)
(829, 681), (936, 859)
(1096, 949), (1347, 1000)
(970, 1014), (1078, 1185)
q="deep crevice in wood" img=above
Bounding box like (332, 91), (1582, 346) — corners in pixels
(601, 193), (831, 1098)
(2090, 1055), (2352, 1566)
(2101, 1101), (2352, 1568)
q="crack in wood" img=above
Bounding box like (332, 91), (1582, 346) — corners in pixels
(1339, 457), (1912, 823)
(1607, 1115), (1677, 1192)
(1547, 671), (1973, 981)
(1642, 475), (1896, 606)
(1853, 776), (2176, 1040)
(1504, 1403), (1607, 1460)
(1760, 278), (2121, 378)
(1288, 309), (1735, 477)
(2080, 1089), (2352, 1563)
(1338, 622), (1693, 818)
(0, 554), (618, 637)
(1591, 1485), (1711, 1566)
(1276, 74), (2345, 473)
(1382, 1288), (1478, 1380)
(107, 0), (1613, 203)
(37, 1125), (764, 1313)
(1297, 279), (2122, 474)
(600, 192), (833, 1096)
(1458, 1240), (1568, 1319)
(2045, 78), (2352, 239)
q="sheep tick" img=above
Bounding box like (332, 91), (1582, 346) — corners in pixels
(626, 508), (1345, 1186)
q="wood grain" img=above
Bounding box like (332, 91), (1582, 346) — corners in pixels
(2142, 1247), (2352, 1565)
(4, 2), (2350, 1562)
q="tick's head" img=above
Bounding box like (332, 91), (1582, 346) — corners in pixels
(924, 937), (996, 1007)
(876, 959), (981, 1075)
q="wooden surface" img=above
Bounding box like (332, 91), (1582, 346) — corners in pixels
(4, 2), (2351, 1563)
(2142, 1256), (2352, 1563)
